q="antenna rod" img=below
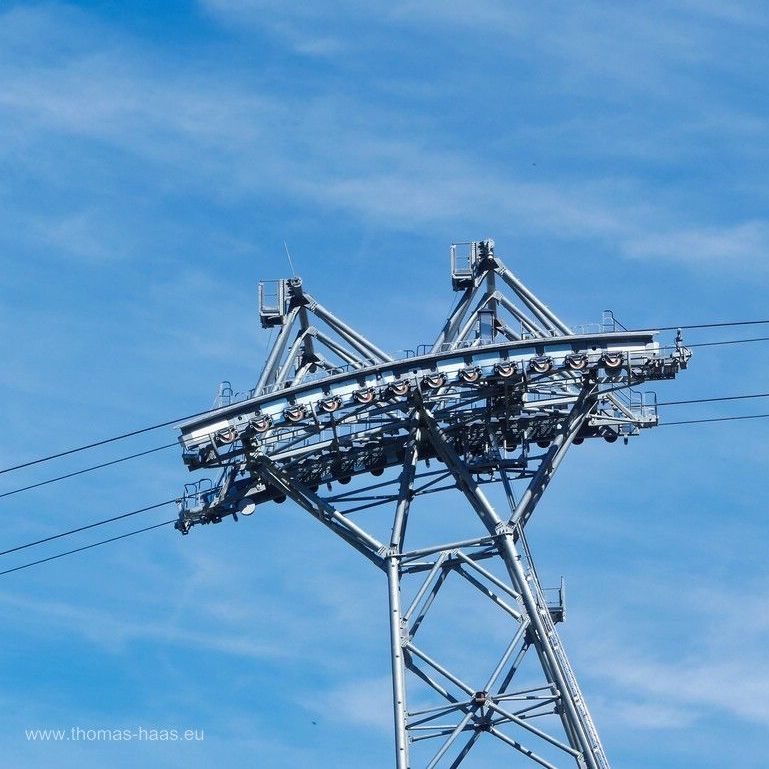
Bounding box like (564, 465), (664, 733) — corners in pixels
(284, 241), (296, 277)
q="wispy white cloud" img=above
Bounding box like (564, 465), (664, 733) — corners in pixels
(2, 5), (768, 271)
(592, 649), (769, 725)
(576, 577), (769, 728)
(200, 0), (769, 93)
(310, 676), (393, 731)
(676, 0), (769, 25)
(623, 220), (769, 265)
(0, 535), (383, 673)
(199, 0), (348, 56)
(601, 699), (699, 730)
(0, 589), (288, 659)
(32, 209), (137, 263)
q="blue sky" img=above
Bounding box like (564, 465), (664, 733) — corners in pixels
(1, 1), (768, 767)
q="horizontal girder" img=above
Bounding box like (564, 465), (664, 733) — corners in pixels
(175, 331), (689, 529)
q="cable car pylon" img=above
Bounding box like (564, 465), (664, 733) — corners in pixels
(175, 240), (691, 768)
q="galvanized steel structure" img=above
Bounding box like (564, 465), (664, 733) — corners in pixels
(175, 240), (690, 768)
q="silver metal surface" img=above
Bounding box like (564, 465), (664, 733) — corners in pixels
(175, 240), (690, 767)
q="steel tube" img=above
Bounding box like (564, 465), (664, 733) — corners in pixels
(254, 306), (301, 392)
(310, 299), (393, 362)
(418, 406), (604, 769)
(387, 555), (410, 769)
(432, 286), (476, 352)
(315, 330), (365, 367)
(495, 264), (571, 336)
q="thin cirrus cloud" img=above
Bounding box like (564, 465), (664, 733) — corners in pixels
(309, 676), (394, 732)
(0, 589), (288, 660)
(574, 575), (769, 728)
(623, 221), (769, 265)
(1, 5), (767, 270)
(199, 0), (768, 87)
(592, 647), (769, 725)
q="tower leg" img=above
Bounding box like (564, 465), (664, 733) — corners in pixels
(254, 410), (611, 768)
(413, 405), (610, 769)
(387, 424), (420, 769)
(388, 554), (411, 769)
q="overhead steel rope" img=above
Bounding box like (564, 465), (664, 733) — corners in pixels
(660, 413), (769, 426)
(1, 390), (768, 504)
(0, 519), (177, 577)
(0, 499), (177, 557)
(629, 319), (769, 332)
(0, 443), (178, 500)
(3, 321), (769, 479)
(656, 392), (769, 407)
(1, 403), (768, 576)
(0, 408), (213, 476)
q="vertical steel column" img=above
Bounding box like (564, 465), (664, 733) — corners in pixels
(298, 305), (317, 363)
(387, 555), (410, 769)
(272, 328), (312, 387)
(432, 286), (478, 352)
(255, 306), (301, 392)
(388, 421), (420, 769)
(454, 294), (502, 344)
(485, 264), (497, 338)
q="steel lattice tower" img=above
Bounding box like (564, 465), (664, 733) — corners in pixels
(175, 240), (690, 768)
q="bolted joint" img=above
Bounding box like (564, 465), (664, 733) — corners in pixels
(477, 717), (492, 733)
(472, 691), (488, 706)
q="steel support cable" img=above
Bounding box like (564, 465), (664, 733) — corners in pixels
(656, 392), (769, 407)
(660, 413), (769, 426)
(0, 407), (767, 576)
(0, 483), (221, 557)
(630, 319), (769, 332)
(0, 499), (178, 557)
(0, 443), (178, 500)
(0, 408), (214, 476)
(648, 335), (769, 356)
(0, 390), (765, 504)
(3, 325), (769, 479)
(0, 519), (177, 577)
(687, 335), (769, 348)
